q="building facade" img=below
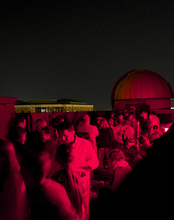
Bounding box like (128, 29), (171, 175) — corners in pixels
(15, 99), (93, 113)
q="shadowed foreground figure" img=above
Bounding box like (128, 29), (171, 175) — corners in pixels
(95, 123), (174, 220)
(0, 140), (30, 220)
(21, 152), (80, 220)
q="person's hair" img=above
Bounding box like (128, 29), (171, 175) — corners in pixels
(55, 143), (83, 217)
(96, 116), (102, 123)
(77, 132), (90, 141)
(35, 118), (47, 125)
(99, 118), (109, 129)
(150, 111), (156, 116)
(117, 112), (123, 118)
(138, 135), (147, 144)
(8, 126), (26, 142)
(42, 126), (56, 139)
(82, 114), (90, 123)
(21, 153), (43, 185)
(14, 115), (26, 125)
(109, 149), (125, 162)
(141, 110), (148, 115)
(58, 121), (74, 132)
(75, 116), (83, 127)
(110, 111), (115, 117)
(55, 115), (64, 124)
(107, 117), (114, 126)
(35, 118), (47, 132)
(129, 111), (134, 116)
(55, 143), (73, 167)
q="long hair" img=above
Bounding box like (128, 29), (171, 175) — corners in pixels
(66, 167), (85, 218)
(56, 143), (84, 218)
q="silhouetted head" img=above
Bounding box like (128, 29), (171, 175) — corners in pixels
(8, 126), (27, 145)
(35, 118), (47, 133)
(21, 151), (51, 189)
(56, 143), (73, 168)
(108, 117), (114, 127)
(82, 114), (90, 124)
(14, 115), (26, 129)
(141, 110), (148, 119)
(42, 126), (56, 143)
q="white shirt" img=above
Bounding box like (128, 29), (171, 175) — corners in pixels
(69, 135), (99, 180)
(76, 123), (99, 153)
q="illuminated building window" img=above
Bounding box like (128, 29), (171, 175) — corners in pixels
(36, 107), (41, 113)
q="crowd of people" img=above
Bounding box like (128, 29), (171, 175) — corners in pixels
(0, 110), (167, 220)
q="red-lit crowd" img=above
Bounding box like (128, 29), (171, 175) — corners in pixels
(0, 109), (165, 220)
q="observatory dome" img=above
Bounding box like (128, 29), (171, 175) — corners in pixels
(111, 69), (174, 111)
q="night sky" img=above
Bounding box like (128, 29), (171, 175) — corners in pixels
(1, 0), (174, 110)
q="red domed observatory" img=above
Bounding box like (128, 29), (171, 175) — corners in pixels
(111, 69), (174, 111)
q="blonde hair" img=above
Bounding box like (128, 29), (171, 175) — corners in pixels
(109, 149), (125, 162)
(99, 118), (109, 129)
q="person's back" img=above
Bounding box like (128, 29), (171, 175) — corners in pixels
(52, 143), (85, 219)
(13, 141), (32, 166)
(98, 127), (114, 148)
(109, 149), (132, 192)
(76, 114), (99, 153)
(27, 130), (43, 152)
(150, 132), (161, 142)
(96, 149), (132, 217)
(128, 145), (143, 169)
(129, 154), (143, 169)
(128, 112), (138, 139)
(42, 126), (58, 157)
(77, 124), (98, 149)
(27, 118), (47, 152)
(111, 165), (132, 192)
(112, 124), (123, 145)
(140, 111), (150, 135)
(0, 140), (30, 220)
(122, 125), (135, 141)
(8, 126), (32, 167)
(21, 152), (80, 220)
(28, 178), (80, 220)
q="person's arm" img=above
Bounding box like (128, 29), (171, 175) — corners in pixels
(58, 189), (80, 220)
(78, 141), (99, 171)
(44, 180), (80, 220)
(86, 141), (99, 170)
(111, 168), (124, 192)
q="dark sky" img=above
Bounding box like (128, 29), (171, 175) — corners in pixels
(1, 0), (174, 110)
